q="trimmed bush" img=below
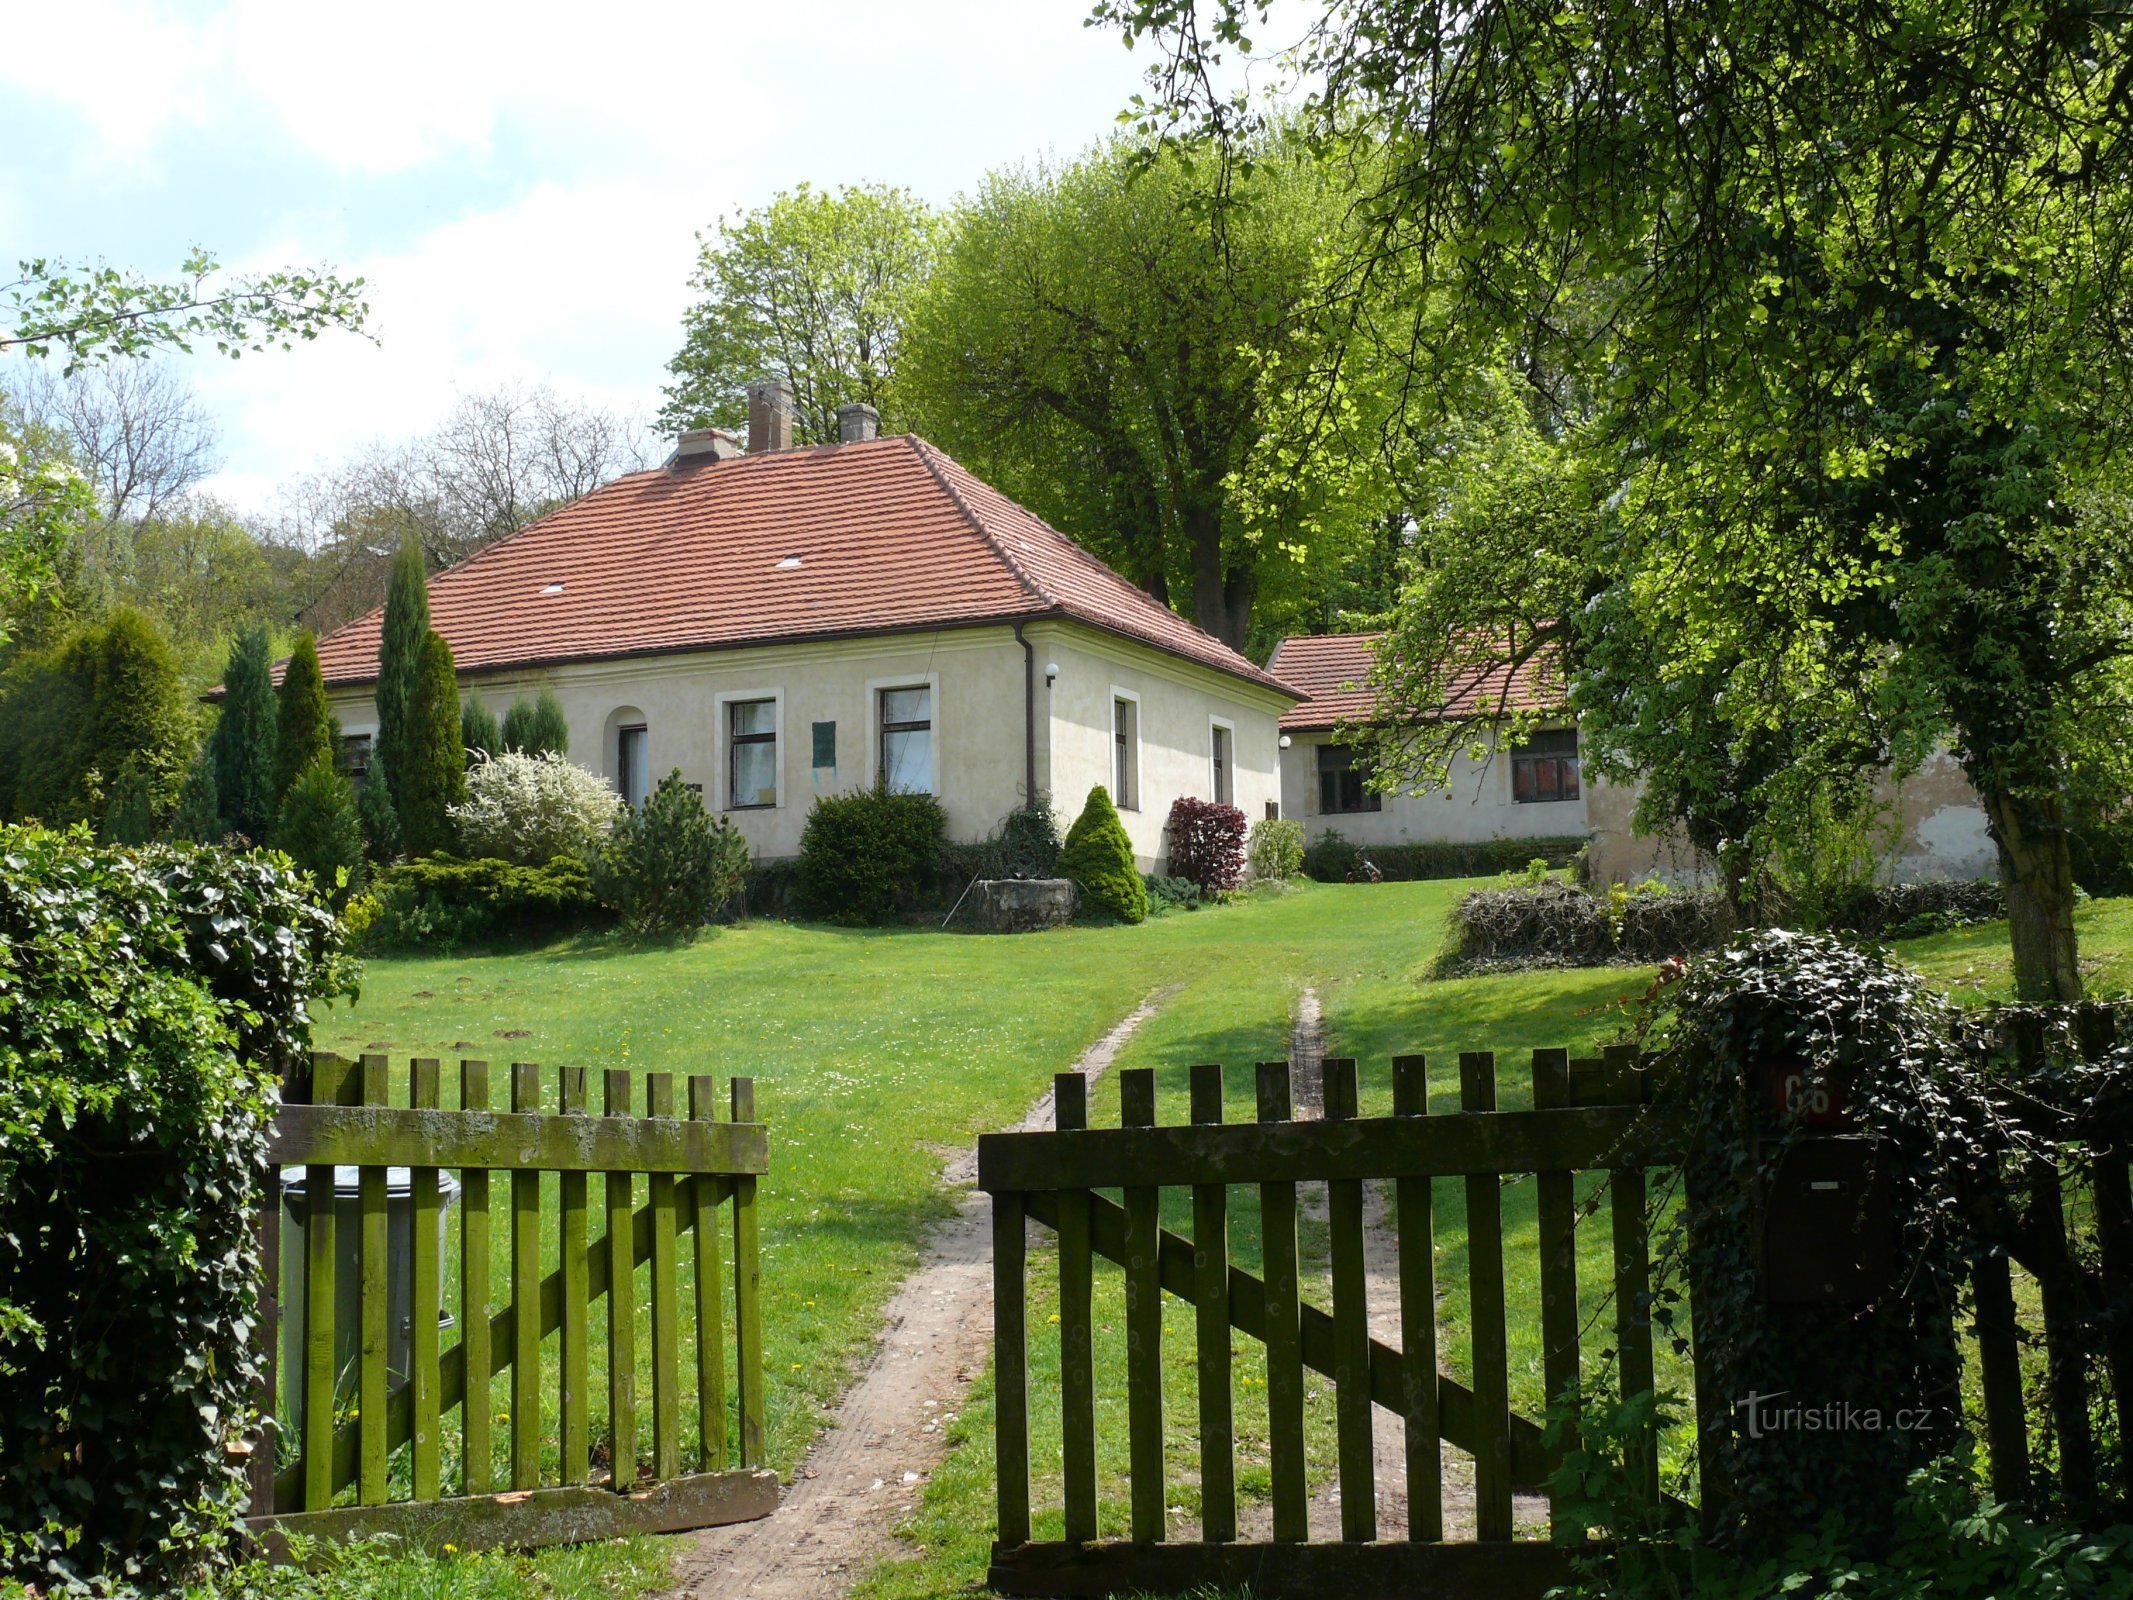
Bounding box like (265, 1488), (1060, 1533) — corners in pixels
(367, 853), (604, 950)
(794, 783), (949, 925)
(1058, 785), (1147, 924)
(1445, 878), (1731, 970)
(1144, 873), (1203, 915)
(1301, 829), (1590, 883)
(502, 688), (570, 757)
(272, 630), (336, 806)
(1247, 816), (1306, 880)
(449, 749), (622, 865)
(0, 826), (345, 1591)
(1166, 796), (1248, 895)
(591, 769), (751, 934)
(273, 757), (366, 910)
(212, 624), (277, 840)
(1830, 879), (2004, 939)
(398, 630), (466, 857)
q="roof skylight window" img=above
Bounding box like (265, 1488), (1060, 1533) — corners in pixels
(776, 555), (804, 570)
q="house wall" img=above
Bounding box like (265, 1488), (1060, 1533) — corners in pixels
(1029, 621), (1290, 869)
(1276, 727), (1593, 849)
(1583, 748), (2000, 886)
(325, 618), (1294, 868)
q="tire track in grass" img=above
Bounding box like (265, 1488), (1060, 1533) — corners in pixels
(665, 989), (1170, 1600)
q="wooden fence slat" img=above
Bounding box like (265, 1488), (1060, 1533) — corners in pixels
(460, 1061), (493, 1497)
(606, 1069), (639, 1487)
(357, 1054), (390, 1506)
(410, 1058), (443, 1502)
(301, 1053), (343, 1513)
(2077, 1005), (2133, 1502)
(1055, 1071), (1097, 1545)
(1324, 1059), (1376, 1543)
(994, 1186), (1031, 1549)
(1392, 1055), (1440, 1543)
(251, 1097), (282, 1518)
(648, 1073), (683, 1481)
(1189, 1064), (1234, 1544)
(690, 1076), (730, 1473)
(510, 1063), (543, 1492)
(1258, 1060), (1308, 1544)
(268, 1103), (769, 1174)
(1972, 1252), (2030, 1505)
(1603, 1045), (1658, 1510)
(1531, 1049), (1581, 1543)
(559, 1066), (591, 1485)
(1120, 1068), (1165, 1543)
(731, 1077), (766, 1471)
(2011, 1017), (2097, 1504)
(1461, 1051), (1513, 1542)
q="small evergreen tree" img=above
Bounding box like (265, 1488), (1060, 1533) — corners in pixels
(502, 688), (570, 756)
(99, 759), (157, 845)
(461, 694), (502, 761)
(213, 625), (277, 839)
(170, 747), (221, 842)
(398, 630), (466, 857)
(1058, 784), (1147, 923)
(591, 769), (750, 934)
(375, 534), (430, 823)
(356, 752), (401, 863)
(273, 756), (365, 909)
(273, 631), (337, 804)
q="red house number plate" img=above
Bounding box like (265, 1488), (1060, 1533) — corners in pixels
(1765, 1061), (1849, 1129)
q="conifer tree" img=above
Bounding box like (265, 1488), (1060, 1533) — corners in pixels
(1057, 784), (1147, 923)
(461, 694), (502, 761)
(399, 630), (466, 857)
(374, 534), (430, 821)
(99, 758), (157, 845)
(213, 625), (277, 839)
(501, 688), (569, 756)
(75, 608), (196, 831)
(170, 747), (221, 842)
(274, 756), (365, 909)
(273, 631), (337, 804)
(356, 752), (400, 862)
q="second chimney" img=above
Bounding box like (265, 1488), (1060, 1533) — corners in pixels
(837, 402), (880, 444)
(746, 378), (794, 453)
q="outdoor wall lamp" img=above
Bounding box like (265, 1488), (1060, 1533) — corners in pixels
(1279, 734), (1292, 749)
(1045, 661), (1060, 688)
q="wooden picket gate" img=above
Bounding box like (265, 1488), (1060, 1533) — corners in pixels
(244, 1051), (779, 1554)
(979, 1046), (1690, 1600)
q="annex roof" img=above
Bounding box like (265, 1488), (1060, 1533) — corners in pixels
(1266, 631), (1565, 732)
(310, 434), (1297, 697)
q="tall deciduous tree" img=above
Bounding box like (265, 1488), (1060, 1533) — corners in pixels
(273, 631), (336, 804)
(1109, 0), (2133, 999)
(399, 630), (465, 858)
(374, 535), (429, 827)
(902, 138), (1353, 650)
(212, 624), (277, 839)
(661, 183), (936, 445)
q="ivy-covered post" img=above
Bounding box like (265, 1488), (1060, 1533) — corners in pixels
(1661, 931), (1990, 1555)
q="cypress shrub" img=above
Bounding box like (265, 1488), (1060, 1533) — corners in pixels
(0, 646), (85, 821)
(794, 784), (949, 924)
(212, 625), (277, 840)
(272, 631), (336, 805)
(356, 752), (400, 863)
(374, 535), (429, 823)
(398, 630), (466, 857)
(273, 757), (366, 909)
(99, 760), (157, 845)
(502, 687), (570, 756)
(169, 748), (221, 843)
(461, 694), (502, 760)
(590, 771), (750, 934)
(1058, 784), (1147, 923)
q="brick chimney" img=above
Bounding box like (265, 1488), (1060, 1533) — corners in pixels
(746, 379), (794, 453)
(837, 402), (880, 444)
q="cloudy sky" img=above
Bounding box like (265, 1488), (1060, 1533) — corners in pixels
(3, 0), (1248, 511)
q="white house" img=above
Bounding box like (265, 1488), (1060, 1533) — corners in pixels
(311, 387), (1301, 869)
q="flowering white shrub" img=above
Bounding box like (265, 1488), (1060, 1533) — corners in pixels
(449, 749), (622, 865)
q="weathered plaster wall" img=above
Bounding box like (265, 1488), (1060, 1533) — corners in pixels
(1275, 727), (1592, 847)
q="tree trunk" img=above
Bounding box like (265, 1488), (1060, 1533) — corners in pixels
(1186, 498), (1236, 647)
(1978, 782), (2084, 1002)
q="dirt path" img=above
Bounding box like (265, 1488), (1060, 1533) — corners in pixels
(663, 990), (1168, 1600)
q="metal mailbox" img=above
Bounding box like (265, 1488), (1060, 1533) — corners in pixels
(1750, 1055), (1897, 1304)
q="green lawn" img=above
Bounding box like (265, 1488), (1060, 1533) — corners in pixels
(230, 883), (2130, 1600)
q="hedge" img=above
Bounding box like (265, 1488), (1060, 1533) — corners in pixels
(1444, 878), (1733, 970)
(793, 785), (948, 925)
(364, 853), (605, 950)
(1301, 829), (1590, 883)
(0, 826), (346, 1592)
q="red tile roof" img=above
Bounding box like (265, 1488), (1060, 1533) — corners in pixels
(1267, 631), (1565, 731)
(310, 435), (1297, 697)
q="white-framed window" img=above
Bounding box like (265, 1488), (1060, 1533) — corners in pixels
(727, 697), (778, 809)
(1111, 690), (1141, 811)
(880, 684), (934, 794)
(1209, 717), (1235, 806)
(617, 723), (650, 809)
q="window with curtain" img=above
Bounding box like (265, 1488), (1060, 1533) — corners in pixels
(1511, 728), (1581, 802)
(728, 699), (777, 808)
(618, 724), (649, 809)
(880, 686), (933, 794)
(1317, 743), (1380, 814)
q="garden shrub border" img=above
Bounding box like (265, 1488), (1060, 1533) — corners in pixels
(1301, 829), (1589, 883)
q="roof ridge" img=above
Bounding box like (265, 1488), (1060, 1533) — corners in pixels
(906, 436), (1051, 609)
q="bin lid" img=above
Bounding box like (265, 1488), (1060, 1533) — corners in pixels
(280, 1166), (464, 1202)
